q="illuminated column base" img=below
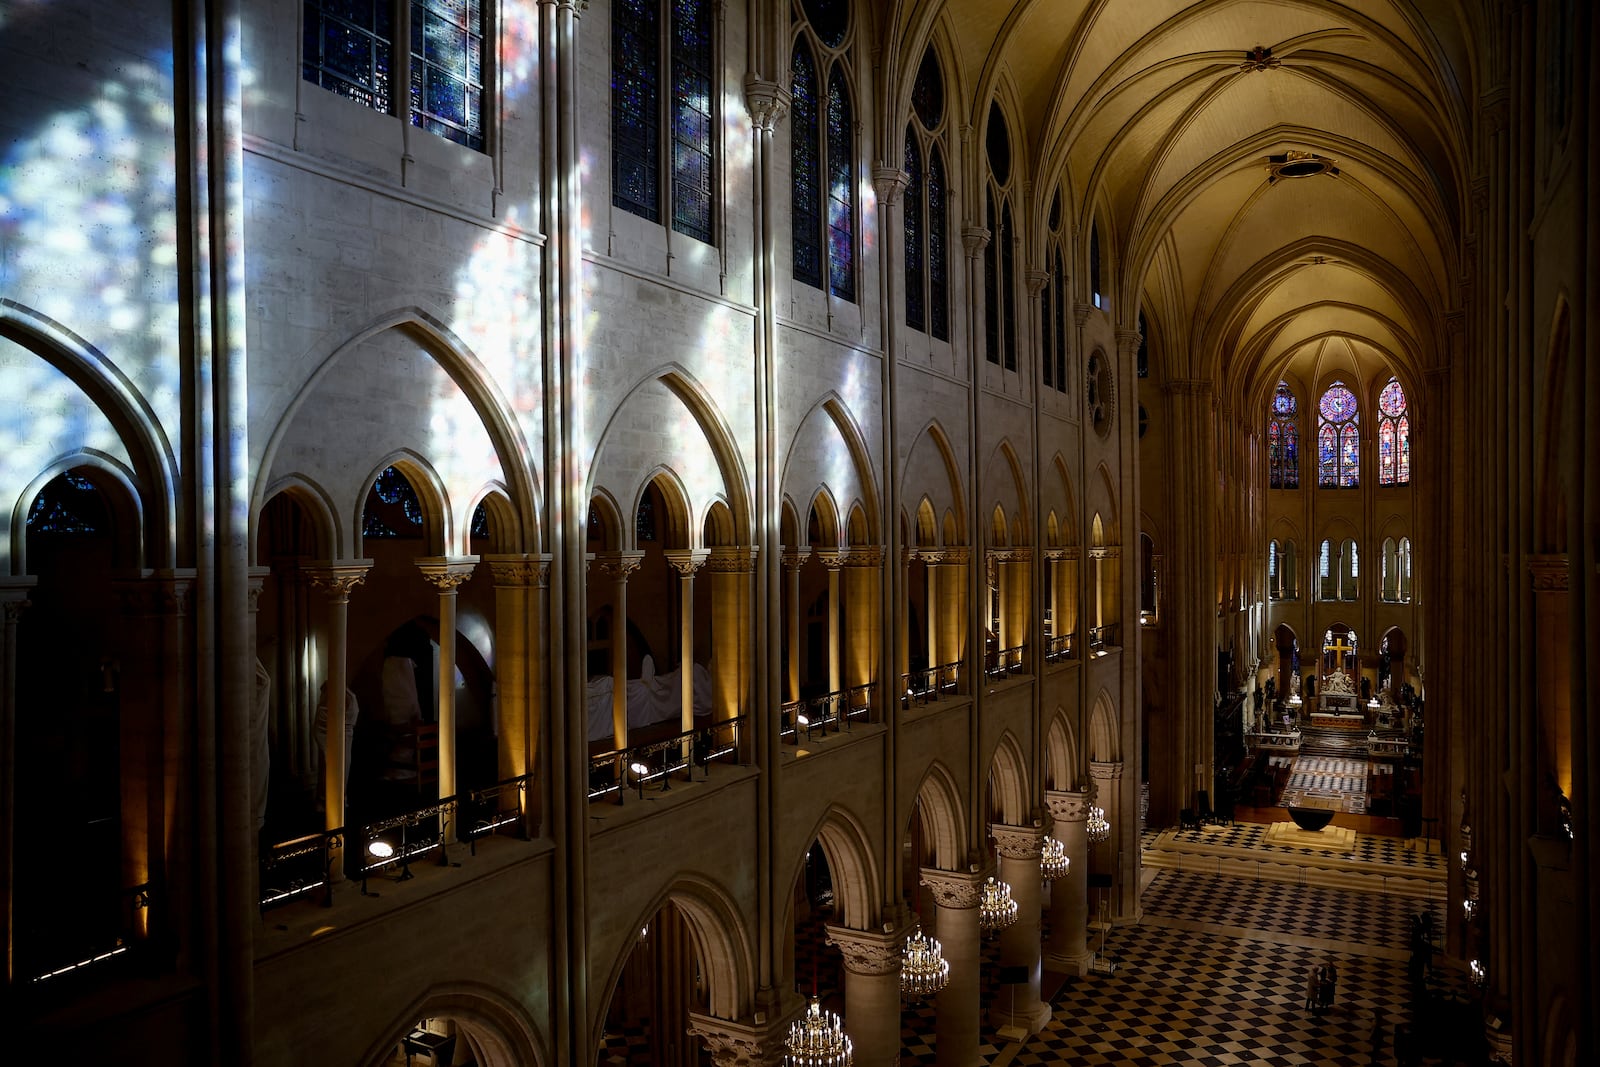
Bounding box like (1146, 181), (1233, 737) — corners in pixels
(989, 824), (1051, 1036)
(1044, 788), (1093, 975)
(826, 924), (904, 1067)
(921, 867), (984, 1067)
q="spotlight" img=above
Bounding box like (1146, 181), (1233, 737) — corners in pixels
(368, 839), (396, 861)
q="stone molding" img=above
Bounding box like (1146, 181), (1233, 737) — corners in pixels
(814, 549), (845, 571)
(1025, 268), (1049, 297)
(1115, 328), (1142, 355)
(3, 598), (33, 624)
(781, 549), (811, 571)
(1045, 788), (1091, 822)
(962, 226), (991, 256)
(825, 924), (904, 976)
(588, 551), (646, 581)
(872, 166), (909, 206)
(116, 573), (198, 617)
(919, 867), (986, 909)
(843, 546), (885, 568)
(245, 566), (272, 612)
(939, 545), (970, 566)
(687, 1007), (798, 1067)
(705, 546), (759, 573)
(990, 822), (1047, 860)
(665, 549), (711, 577)
(1526, 554), (1569, 592)
(416, 556), (480, 591)
(1164, 377), (1213, 397)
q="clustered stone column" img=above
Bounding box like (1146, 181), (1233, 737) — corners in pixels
(920, 867), (983, 1067)
(665, 550), (710, 733)
(705, 547), (755, 722)
(940, 547), (970, 685)
(485, 553), (549, 834)
(686, 1010), (794, 1067)
(0, 580), (34, 983)
(817, 550), (844, 697)
(1089, 761), (1127, 917)
(843, 547), (882, 711)
(782, 549), (808, 703)
(825, 924), (906, 1067)
(1044, 787), (1093, 974)
(591, 552), (645, 750)
(989, 823), (1051, 1034)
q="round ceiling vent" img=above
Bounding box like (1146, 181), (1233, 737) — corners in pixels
(1267, 152), (1339, 182)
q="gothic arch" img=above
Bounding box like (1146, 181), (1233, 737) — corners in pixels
(982, 439), (1032, 541)
(985, 730), (1029, 826)
(253, 474), (340, 563)
(12, 451), (145, 576)
(906, 761), (967, 871)
(360, 982), (547, 1067)
(1050, 453), (1079, 546)
(782, 392), (883, 545)
(633, 465), (694, 550)
(356, 451), (452, 557)
(593, 875), (755, 1044)
(253, 307), (542, 555)
(1091, 463), (1120, 544)
(585, 489), (626, 552)
(465, 483), (520, 555)
(1045, 710), (1080, 791)
(902, 418), (968, 538)
(1537, 296), (1571, 553)
(806, 487), (842, 549)
(788, 805), (883, 931)
(0, 302), (178, 573)
(1088, 689), (1119, 763)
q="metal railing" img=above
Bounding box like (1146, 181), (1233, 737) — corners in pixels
(1250, 728), (1303, 752)
(260, 830), (341, 911)
(984, 644), (1027, 678)
(588, 716), (744, 802)
(461, 773), (532, 854)
(1088, 624), (1119, 651)
(355, 798), (458, 889)
(781, 685), (875, 741)
(1044, 633), (1074, 663)
(900, 660), (963, 707)
(28, 882), (151, 985)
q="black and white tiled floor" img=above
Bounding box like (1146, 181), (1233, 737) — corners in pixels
(1150, 820), (1444, 872)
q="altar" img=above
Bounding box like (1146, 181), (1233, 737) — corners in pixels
(1318, 668), (1363, 720)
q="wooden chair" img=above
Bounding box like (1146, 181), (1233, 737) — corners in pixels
(1179, 808), (1201, 832)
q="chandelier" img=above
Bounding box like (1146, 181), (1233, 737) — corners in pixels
(900, 926), (950, 1000)
(1040, 837), (1070, 881)
(1087, 806), (1110, 845)
(786, 996), (853, 1067)
(978, 876), (1018, 934)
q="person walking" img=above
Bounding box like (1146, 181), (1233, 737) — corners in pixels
(1305, 965), (1321, 1014)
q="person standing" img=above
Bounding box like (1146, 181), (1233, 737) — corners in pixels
(1370, 1007), (1386, 1063)
(1306, 965), (1321, 1014)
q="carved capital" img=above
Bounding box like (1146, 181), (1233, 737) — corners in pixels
(1089, 760), (1123, 782)
(825, 925), (904, 976)
(1045, 788), (1091, 822)
(687, 1010), (793, 1067)
(815, 549), (845, 572)
(1073, 303), (1094, 327)
(483, 552), (551, 587)
(2, 598), (32, 625)
(705, 546), (758, 573)
(1007, 547), (1034, 565)
(919, 867), (985, 909)
(589, 551), (646, 582)
(664, 549), (711, 578)
(781, 549), (811, 572)
(872, 166), (909, 206)
(303, 561), (372, 604)
(116, 573), (197, 617)
(246, 566), (272, 613)
(962, 225), (991, 257)
(1527, 554), (1569, 592)
(939, 546), (970, 567)
(843, 546), (884, 568)
(743, 75), (790, 133)
(990, 822), (1048, 860)
(1025, 268), (1050, 297)
(1116, 327), (1143, 356)
(416, 556), (479, 592)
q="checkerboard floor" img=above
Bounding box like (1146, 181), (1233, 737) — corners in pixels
(1150, 820), (1444, 873)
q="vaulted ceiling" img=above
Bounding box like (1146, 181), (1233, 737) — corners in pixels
(886, 0), (1479, 415)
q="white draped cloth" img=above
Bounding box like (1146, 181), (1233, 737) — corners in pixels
(586, 656), (714, 742)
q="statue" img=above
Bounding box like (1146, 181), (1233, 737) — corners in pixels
(1361, 675), (1371, 702)
(252, 658), (272, 832)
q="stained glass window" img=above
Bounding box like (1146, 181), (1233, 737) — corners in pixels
(304, 1), (395, 111)
(825, 65), (855, 300)
(26, 472), (105, 536)
(671, 0), (715, 241)
(409, 0), (484, 150)
(904, 132), (924, 332)
(1377, 376), (1409, 486)
(364, 467), (425, 539)
(911, 46), (942, 129)
(1041, 244), (1054, 389)
(790, 42), (822, 289)
(1090, 223), (1103, 309)
(612, 0), (660, 223)
(986, 102), (1011, 186)
(801, 0), (849, 48)
(1000, 201), (1016, 371)
(1317, 382), (1359, 487)
(927, 146), (948, 341)
(1269, 381), (1299, 488)
(984, 190), (999, 364)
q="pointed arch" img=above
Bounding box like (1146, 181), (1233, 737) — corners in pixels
(906, 761), (966, 871)
(253, 307), (542, 557)
(902, 417), (968, 541)
(0, 302), (179, 572)
(360, 983), (547, 1067)
(13, 450), (146, 576)
(1088, 689), (1119, 763)
(985, 730), (1029, 826)
(806, 488), (842, 549)
(465, 482), (521, 555)
(585, 489), (626, 553)
(787, 805), (884, 932)
(356, 451), (452, 557)
(1045, 710), (1080, 792)
(635, 465), (694, 550)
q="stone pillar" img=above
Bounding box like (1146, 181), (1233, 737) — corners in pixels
(686, 1009), (796, 1067)
(920, 868), (984, 1067)
(1044, 788), (1093, 974)
(941, 547), (970, 685)
(1006, 550), (1031, 668)
(0, 581), (34, 983)
(305, 562), (370, 879)
(820, 550), (843, 696)
(666, 550), (710, 733)
(783, 550), (808, 703)
(417, 557), (478, 810)
(706, 547), (755, 722)
(843, 547), (882, 706)
(591, 552), (645, 749)
(826, 925), (905, 1067)
(898, 549), (912, 685)
(989, 824), (1051, 1034)
(925, 553), (941, 673)
(485, 554), (548, 833)
(1089, 761), (1130, 918)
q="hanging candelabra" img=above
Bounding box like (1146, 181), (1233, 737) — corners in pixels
(1040, 836), (1070, 881)
(1087, 806), (1110, 845)
(785, 996), (853, 1067)
(978, 876), (1018, 935)
(900, 926), (950, 1000)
